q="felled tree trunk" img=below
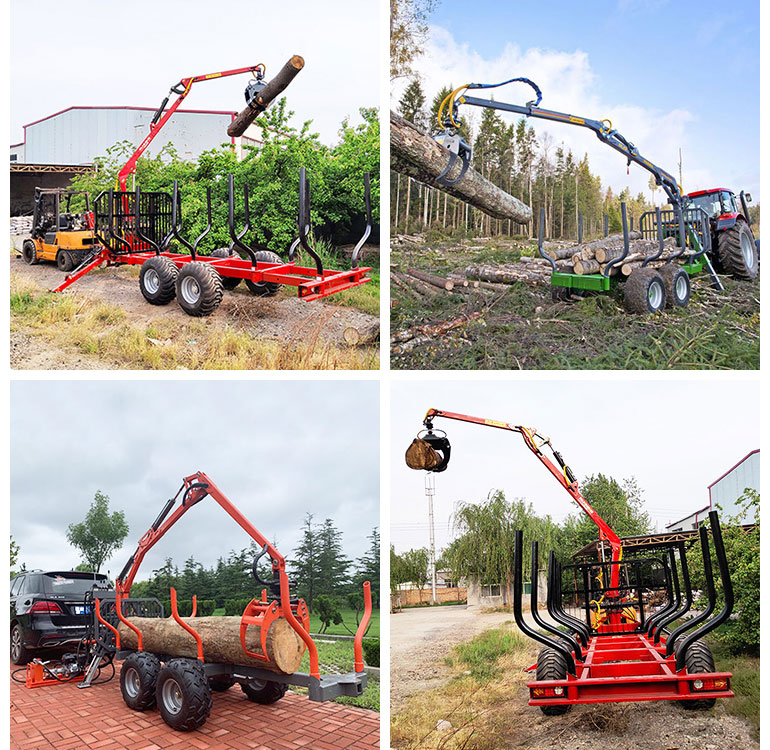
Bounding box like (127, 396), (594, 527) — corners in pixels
(118, 616), (305, 674)
(547, 231), (643, 261)
(390, 111), (532, 224)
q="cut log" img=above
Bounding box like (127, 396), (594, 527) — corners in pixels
(343, 321), (380, 346)
(390, 111), (532, 224)
(545, 232), (642, 261)
(573, 259), (602, 275)
(118, 616), (305, 674)
(406, 267), (455, 291)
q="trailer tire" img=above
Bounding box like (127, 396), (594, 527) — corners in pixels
(658, 264), (690, 308)
(717, 219), (758, 280)
(535, 648), (572, 716)
(241, 678), (288, 704)
(140, 256), (178, 305)
(209, 676), (235, 691)
(22, 240), (38, 265)
(211, 248), (241, 290)
(245, 250), (282, 297)
(176, 262), (223, 317)
(156, 658), (212, 731)
(624, 268), (667, 313)
(678, 640), (717, 711)
(120, 652), (161, 711)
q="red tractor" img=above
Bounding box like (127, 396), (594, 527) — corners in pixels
(684, 188), (759, 280)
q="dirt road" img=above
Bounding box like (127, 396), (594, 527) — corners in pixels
(10, 241), (379, 369)
(391, 605), (525, 709)
(390, 605), (758, 750)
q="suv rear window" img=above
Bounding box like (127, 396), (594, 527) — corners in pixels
(42, 572), (111, 597)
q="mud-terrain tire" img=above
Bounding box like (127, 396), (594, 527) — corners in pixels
(156, 658), (212, 731)
(658, 264), (690, 308)
(139, 256), (178, 305)
(56, 250), (74, 272)
(717, 220), (758, 280)
(22, 240), (38, 265)
(211, 248), (241, 290)
(678, 640), (717, 711)
(120, 652), (161, 710)
(240, 678), (288, 704)
(535, 648), (572, 716)
(176, 261), (223, 317)
(245, 250), (282, 297)
(624, 267), (667, 313)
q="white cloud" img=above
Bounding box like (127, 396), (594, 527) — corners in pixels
(394, 26), (725, 200)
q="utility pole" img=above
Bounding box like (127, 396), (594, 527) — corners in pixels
(425, 473), (437, 604)
(678, 148), (683, 192)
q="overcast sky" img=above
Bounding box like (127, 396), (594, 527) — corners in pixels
(390, 377), (760, 554)
(10, 0), (378, 147)
(11, 380), (379, 581)
(393, 0), (759, 201)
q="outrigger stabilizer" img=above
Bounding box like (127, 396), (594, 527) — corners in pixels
(435, 77), (724, 292)
(75, 472), (370, 731)
(406, 409), (734, 713)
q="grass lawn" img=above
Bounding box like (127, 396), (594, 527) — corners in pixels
(709, 640), (759, 740)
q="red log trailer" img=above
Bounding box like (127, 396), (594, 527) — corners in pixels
(406, 409), (734, 713)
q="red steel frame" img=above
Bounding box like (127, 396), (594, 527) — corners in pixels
(117, 65), (265, 191)
(528, 632), (733, 706)
(420, 408), (734, 708)
(52, 248), (371, 300)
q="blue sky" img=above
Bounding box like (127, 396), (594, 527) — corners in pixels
(397, 0), (760, 200)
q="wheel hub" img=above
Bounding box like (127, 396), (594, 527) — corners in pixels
(162, 677), (183, 715)
(648, 281), (663, 310)
(675, 275), (688, 301)
(740, 231), (755, 269)
(124, 667), (140, 698)
(144, 269), (160, 294)
(180, 276), (201, 304)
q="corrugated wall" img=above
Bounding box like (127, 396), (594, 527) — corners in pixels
(24, 108), (235, 165)
(710, 451), (759, 520)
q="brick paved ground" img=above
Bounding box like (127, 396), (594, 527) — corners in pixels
(10, 662), (380, 749)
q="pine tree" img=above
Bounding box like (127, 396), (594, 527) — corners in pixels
(398, 79), (428, 131)
(316, 518), (351, 601)
(354, 527), (380, 606)
(289, 513), (319, 608)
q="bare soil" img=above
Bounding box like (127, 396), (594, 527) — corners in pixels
(9, 241), (379, 370)
(390, 606), (758, 750)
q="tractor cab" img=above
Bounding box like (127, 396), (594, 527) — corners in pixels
(22, 188), (97, 272)
(683, 188), (758, 280)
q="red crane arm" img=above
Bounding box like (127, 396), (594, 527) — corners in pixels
(115, 471), (321, 677)
(423, 408), (623, 577)
(117, 64), (265, 190)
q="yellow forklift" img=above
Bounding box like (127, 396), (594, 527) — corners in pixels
(21, 188), (99, 271)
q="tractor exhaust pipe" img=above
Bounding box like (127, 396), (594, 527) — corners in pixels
(227, 55), (305, 137)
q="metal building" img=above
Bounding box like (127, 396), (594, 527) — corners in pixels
(12, 106), (260, 165)
(666, 449), (759, 531)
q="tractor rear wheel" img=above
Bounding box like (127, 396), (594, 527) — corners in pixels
(22, 240), (38, 265)
(176, 262), (223, 317)
(120, 652), (161, 711)
(624, 268), (667, 313)
(678, 640), (717, 711)
(240, 678), (288, 704)
(245, 250), (282, 297)
(140, 256), (178, 305)
(535, 648), (572, 716)
(717, 220), (758, 280)
(658, 264), (690, 308)
(156, 658), (212, 731)
(211, 248), (241, 290)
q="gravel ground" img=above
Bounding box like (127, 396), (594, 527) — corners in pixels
(390, 605), (758, 749)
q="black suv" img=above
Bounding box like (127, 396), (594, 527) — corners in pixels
(10, 570), (112, 664)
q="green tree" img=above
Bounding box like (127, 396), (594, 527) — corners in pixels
(353, 527), (380, 606)
(66, 491), (129, 573)
(316, 518), (351, 597)
(400, 547), (430, 603)
(390, 0), (438, 80)
(313, 594), (343, 633)
(686, 489), (759, 654)
(10, 535), (20, 577)
(290, 513), (319, 608)
(562, 475), (652, 555)
(399, 80), (428, 131)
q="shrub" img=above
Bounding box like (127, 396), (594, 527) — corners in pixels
(362, 638), (380, 667)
